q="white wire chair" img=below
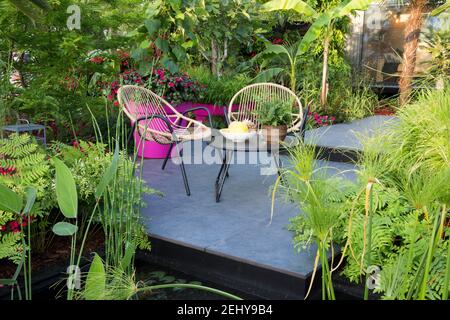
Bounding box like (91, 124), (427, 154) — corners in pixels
(226, 82), (305, 133)
(117, 85), (213, 196)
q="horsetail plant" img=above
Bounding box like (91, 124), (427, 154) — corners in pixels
(52, 139), (120, 300)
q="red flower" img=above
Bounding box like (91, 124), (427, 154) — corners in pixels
(168, 82), (175, 88)
(272, 38), (284, 44)
(117, 50), (130, 60)
(90, 56), (104, 64)
(9, 221), (19, 231)
(114, 101), (120, 107)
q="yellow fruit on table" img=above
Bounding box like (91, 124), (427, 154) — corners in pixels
(228, 121), (249, 133)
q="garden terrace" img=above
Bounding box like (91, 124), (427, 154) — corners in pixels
(1, 0), (448, 304)
(139, 139), (357, 299)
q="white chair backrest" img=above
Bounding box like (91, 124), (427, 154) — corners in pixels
(227, 83), (303, 132)
(117, 85), (179, 122)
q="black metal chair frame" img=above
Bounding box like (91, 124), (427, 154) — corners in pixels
(128, 106), (213, 197)
(0, 253), (24, 300)
(214, 105), (310, 202)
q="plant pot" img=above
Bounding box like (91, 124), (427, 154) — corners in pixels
(261, 124), (288, 146)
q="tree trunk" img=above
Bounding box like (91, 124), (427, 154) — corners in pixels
(320, 33), (330, 107)
(399, 0), (427, 105)
(210, 38), (218, 77)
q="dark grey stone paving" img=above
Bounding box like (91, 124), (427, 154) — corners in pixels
(305, 115), (396, 150)
(140, 142), (356, 278)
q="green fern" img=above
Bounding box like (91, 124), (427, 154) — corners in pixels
(0, 232), (23, 264)
(0, 133), (53, 216)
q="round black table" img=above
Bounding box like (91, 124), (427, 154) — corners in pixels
(208, 132), (296, 202)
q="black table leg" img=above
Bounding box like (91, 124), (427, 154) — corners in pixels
(215, 150), (232, 202)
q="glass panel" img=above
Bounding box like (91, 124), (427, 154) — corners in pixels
(360, 3), (449, 88)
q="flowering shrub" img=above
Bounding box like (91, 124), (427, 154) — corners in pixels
(307, 111), (336, 129)
(87, 49), (131, 71)
(151, 69), (205, 105)
(0, 216), (32, 233)
(107, 68), (205, 106)
(107, 69), (145, 106)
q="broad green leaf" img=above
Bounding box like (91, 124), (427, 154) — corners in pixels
(145, 0), (161, 18)
(155, 38), (169, 52)
(29, 0), (51, 10)
(252, 67), (285, 83)
(144, 19), (161, 36)
(131, 47), (147, 61)
(262, 43), (292, 60)
(172, 45), (186, 61)
(95, 140), (120, 199)
(125, 29), (140, 38)
(297, 12), (331, 56)
(161, 55), (179, 73)
(432, 0), (450, 16)
(9, 0), (43, 23)
(168, 0), (182, 11)
(54, 158), (78, 219)
(52, 222), (78, 236)
(84, 254), (106, 300)
(23, 187), (37, 215)
(120, 242), (136, 270)
(334, 0), (373, 19)
(0, 183), (22, 214)
(139, 39), (151, 49)
(262, 0), (317, 18)
(175, 12), (185, 20)
(181, 40), (194, 49)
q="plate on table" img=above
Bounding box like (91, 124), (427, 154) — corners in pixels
(219, 129), (257, 143)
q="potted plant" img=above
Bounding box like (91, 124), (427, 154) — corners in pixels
(254, 99), (292, 144)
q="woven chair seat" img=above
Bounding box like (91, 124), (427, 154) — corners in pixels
(136, 122), (211, 144)
(173, 126), (211, 141)
(117, 85), (211, 144)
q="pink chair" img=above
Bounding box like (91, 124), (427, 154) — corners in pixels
(117, 85), (213, 196)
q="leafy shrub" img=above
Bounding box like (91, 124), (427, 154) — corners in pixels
(299, 71), (379, 123)
(254, 99), (293, 126)
(0, 134), (157, 257)
(188, 66), (251, 106)
(287, 88), (450, 299)
(327, 84), (379, 122)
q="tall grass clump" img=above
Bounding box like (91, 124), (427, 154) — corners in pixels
(386, 88), (449, 175)
(339, 88), (449, 300)
(278, 88), (449, 300)
(272, 139), (354, 299)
